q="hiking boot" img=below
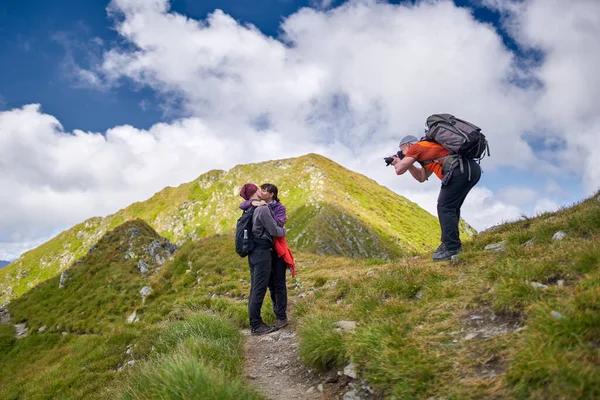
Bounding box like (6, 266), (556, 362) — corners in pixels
(432, 248), (461, 262)
(273, 319), (288, 330)
(251, 324), (277, 336)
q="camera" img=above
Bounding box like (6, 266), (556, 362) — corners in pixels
(384, 151), (404, 166)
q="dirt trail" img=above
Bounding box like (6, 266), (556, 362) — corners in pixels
(244, 324), (333, 400)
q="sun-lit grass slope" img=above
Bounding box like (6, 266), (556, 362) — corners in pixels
(1, 153), (474, 303)
(7, 219), (177, 335)
(292, 192), (600, 399)
(0, 222), (260, 400)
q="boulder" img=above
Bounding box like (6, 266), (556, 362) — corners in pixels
(59, 271), (68, 289)
(138, 260), (149, 274)
(139, 286), (152, 298)
(484, 241), (506, 251)
(127, 311), (139, 324)
(335, 321), (358, 332)
(15, 323), (28, 337)
(344, 363), (358, 379)
(551, 310), (565, 320)
(552, 231), (567, 241)
(530, 282), (548, 289)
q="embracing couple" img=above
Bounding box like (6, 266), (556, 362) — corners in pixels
(239, 183), (295, 336)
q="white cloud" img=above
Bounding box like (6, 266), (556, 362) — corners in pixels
(2, 0), (600, 258)
(533, 198), (560, 215)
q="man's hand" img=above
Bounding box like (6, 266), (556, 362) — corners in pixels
(251, 200), (267, 207)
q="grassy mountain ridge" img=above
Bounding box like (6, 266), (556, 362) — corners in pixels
(1, 153), (472, 303)
(0, 190), (598, 399)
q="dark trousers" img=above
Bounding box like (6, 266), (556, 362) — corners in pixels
(268, 253), (287, 321)
(437, 159), (481, 251)
(248, 248), (272, 330)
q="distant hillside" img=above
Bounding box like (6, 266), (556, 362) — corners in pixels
(0, 153), (474, 303)
(0, 261), (9, 269)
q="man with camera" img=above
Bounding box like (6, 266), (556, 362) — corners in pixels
(388, 132), (481, 261)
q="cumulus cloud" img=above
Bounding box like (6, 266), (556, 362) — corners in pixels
(2, 0), (599, 259)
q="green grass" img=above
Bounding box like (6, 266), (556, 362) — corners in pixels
(1, 170), (598, 399)
(114, 313), (260, 400)
(292, 191), (600, 398)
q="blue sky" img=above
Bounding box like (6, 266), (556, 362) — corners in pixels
(1, 0), (508, 133)
(1, 0), (598, 260)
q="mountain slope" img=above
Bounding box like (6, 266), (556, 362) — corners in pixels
(0, 153), (473, 303)
(1, 191), (598, 399)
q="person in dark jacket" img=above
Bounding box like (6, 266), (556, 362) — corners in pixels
(240, 183), (287, 335)
(391, 135), (481, 261)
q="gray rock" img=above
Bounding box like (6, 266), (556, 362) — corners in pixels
(37, 325), (47, 333)
(127, 360), (135, 367)
(335, 321), (358, 332)
(127, 311), (139, 324)
(317, 384), (324, 393)
(125, 251), (136, 260)
(557, 280), (565, 287)
(530, 281), (548, 289)
(139, 286), (152, 298)
(344, 363), (357, 379)
(343, 390), (361, 400)
(138, 260), (149, 274)
(15, 323), (28, 337)
(551, 310), (565, 320)
(484, 241), (506, 251)
(88, 245), (96, 254)
(0, 306), (10, 324)
(415, 290), (423, 299)
(522, 239), (534, 248)
(366, 270), (376, 276)
(305, 387), (315, 394)
(61, 331), (68, 336)
(129, 227), (141, 238)
(552, 231), (567, 241)
(464, 333), (478, 340)
(59, 271), (68, 289)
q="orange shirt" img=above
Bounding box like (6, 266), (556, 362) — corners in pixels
(406, 141), (451, 180)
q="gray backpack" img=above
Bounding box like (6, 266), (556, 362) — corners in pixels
(424, 114), (490, 160)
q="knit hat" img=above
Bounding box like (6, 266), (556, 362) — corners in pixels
(399, 135), (419, 147)
(240, 183), (259, 200)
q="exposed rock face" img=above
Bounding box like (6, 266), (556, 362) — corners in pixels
(0, 305), (10, 324)
(147, 239), (177, 265)
(137, 260), (149, 274)
(59, 271), (68, 289)
(15, 323), (28, 338)
(139, 286), (152, 298)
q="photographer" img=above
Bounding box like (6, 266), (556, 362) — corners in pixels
(389, 135), (481, 261)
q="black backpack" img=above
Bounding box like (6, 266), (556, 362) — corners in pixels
(424, 114), (490, 160)
(235, 207), (256, 257)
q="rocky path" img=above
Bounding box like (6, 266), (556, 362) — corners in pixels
(243, 320), (376, 400)
(244, 325), (330, 400)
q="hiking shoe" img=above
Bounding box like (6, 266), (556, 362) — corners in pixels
(273, 319), (288, 330)
(432, 248), (461, 262)
(251, 324), (277, 336)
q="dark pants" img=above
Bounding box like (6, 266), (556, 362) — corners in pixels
(269, 253), (287, 321)
(437, 159), (481, 252)
(248, 247), (272, 330)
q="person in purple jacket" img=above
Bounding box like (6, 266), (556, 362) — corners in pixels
(239, 183), (289, 328)
(239, 187), (287, 227)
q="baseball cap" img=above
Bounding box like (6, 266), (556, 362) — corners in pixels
(399, 135), (418, 147)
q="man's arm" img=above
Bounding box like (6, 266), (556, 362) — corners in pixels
(256, 207), (286, 237)
(392, 156), (417, 175)
(407, 164), (432, 183)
